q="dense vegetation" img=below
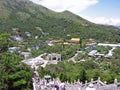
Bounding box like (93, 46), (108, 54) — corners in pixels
(0, 0), (120, 43)
(31, 44), (80, 60)
(33, 43), (120, 84)
(38, 55), (120, 84)
(0, 33), (33, 90)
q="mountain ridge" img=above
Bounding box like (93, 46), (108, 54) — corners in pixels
(0, 0), (120, 43)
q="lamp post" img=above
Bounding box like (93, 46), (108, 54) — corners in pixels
(44, 75), (51, 83)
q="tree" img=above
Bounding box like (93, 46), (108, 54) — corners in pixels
(59, 73), (67, 82)
(76, 68), (87, 83)
(0, 52), (32, 90)
(92, 69), (100, 80)
(0, 33), (10, 53)
(0, 33), (32, 89)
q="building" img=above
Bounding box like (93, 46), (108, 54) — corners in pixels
(69, 38), (80, 44)
(86, 38), (97, 47)
(64, 42), (70, 45)
(27, 44), (43, 51)
(98, 43), (120, 47)
(47, 40), (64, 46)
(86, 41), (97, 47)
(21, 52), (32, 59)
(88, 50), (98, 56)
(8, 47), (21, 53)
(47, 53), (61, 61)
(88, 50), (105, 57)
(48, 40), (63, 44)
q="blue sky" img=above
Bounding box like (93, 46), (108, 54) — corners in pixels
(30, 0), (120, 26)
(80, 0), (120, 18)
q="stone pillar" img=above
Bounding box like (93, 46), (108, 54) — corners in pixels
(51, 55), (52, 61)
(60, 55), (61, 61)
(33, 83), (37, 90)
(91, 78), (93, 83)
(97, 77), (101, 90)
(85, 80), (87, 88)
(47, 56), (49, 60)
(74, 80), (76, 84)
(114, 78), (118, 90)
(104, 81), (107, 85)
(77, 79), (80, 84)
(56, 56), (58, 61)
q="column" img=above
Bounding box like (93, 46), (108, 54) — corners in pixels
(114, 78), (118, 90)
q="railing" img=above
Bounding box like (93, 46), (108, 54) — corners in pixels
(33, 76), (120, 90)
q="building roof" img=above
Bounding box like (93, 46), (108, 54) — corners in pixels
(88, 50), (98, 56)
(98, 43), (120, 47)
(69, 38), (80, 43)
(71, 38), (80, 41)
(64, 42), (70, 45)
(48, 40), (64, 43)
(9, 47), (20, 50)
(86, 42), (97, 46)
(21, 52), (31, 55)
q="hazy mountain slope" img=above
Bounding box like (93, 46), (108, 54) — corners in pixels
(0, 0), (120, 42)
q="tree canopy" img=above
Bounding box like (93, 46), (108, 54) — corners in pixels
(0, 33), (33, 90)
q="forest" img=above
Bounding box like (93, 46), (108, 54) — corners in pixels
(0, 33), (33, 90)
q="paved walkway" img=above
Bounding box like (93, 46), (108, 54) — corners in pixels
(22, 54), (47, 68)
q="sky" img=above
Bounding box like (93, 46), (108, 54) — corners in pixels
(30, 0), (120, 26)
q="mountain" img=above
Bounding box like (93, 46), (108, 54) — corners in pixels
(0, 0), (120, 43)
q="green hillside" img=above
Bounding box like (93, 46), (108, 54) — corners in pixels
(0, 0), (120, 43)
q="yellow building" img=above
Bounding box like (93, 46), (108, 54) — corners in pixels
(69, 38), (80, 44)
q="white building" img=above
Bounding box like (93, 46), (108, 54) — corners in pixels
(98, 43), (120, 47)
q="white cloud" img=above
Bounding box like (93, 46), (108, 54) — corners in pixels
(30, 0), (98, 13)
(82, 16), (120, 26)
(30, 0), (120, 26)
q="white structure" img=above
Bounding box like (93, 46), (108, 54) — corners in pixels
(105, 47), (116, 58)
(97, 43), (118, 58)
(98, 43), (120, 47)
(88, 44), (117, 58)
(47, 53), (61, 61)
(88, 50), (98, 56)
(21, 52), (32, 59)
(48, 43), (55, 46)
(22, 58), (44, 66)
(32, 76), (120, 90)
(85, 83), (96, 90)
